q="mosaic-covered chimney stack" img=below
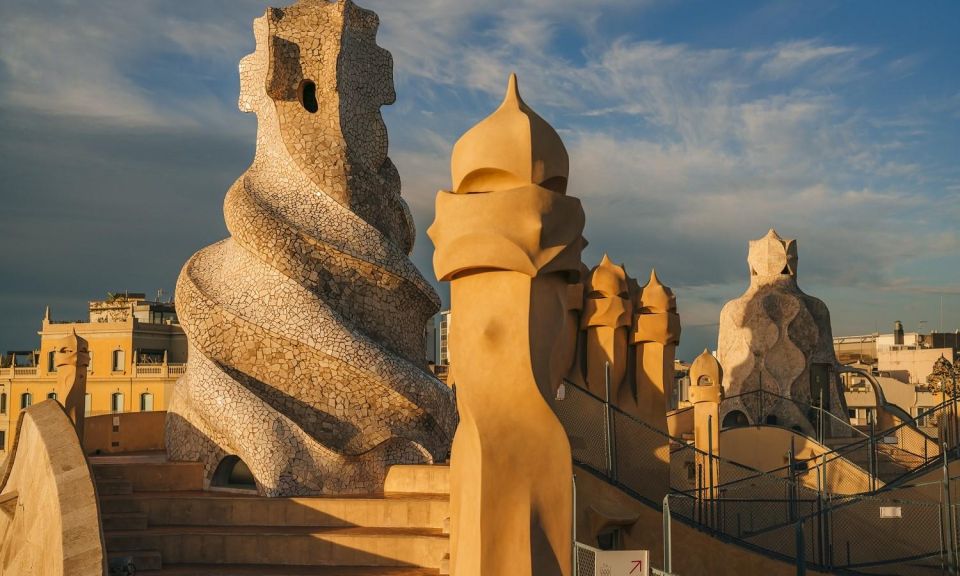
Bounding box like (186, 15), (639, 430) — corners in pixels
(717, 229), (848, 437)
(166, 0), (456, 496)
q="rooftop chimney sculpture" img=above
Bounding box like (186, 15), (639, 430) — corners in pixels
(717, 229), (847, 436)
(54, 330), (90, 444)
(429, 74), (584, 576)
(166, 0), (456, 496)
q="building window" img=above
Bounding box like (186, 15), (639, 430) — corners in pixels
(112, 350), (125, 372)
(48, 350), (56, 373)
(140, 392), (154, 412)
(20, 393), (32, 409)
(111, 392), (124, 413)
(47, 392), (58, 401)
(84, 393), (92, 415)
(0, 431), (5, 449)
(0, 393), (6, 414)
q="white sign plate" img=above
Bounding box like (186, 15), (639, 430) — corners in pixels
(595, 549), (650, 576)
(880, 506), (902, 518)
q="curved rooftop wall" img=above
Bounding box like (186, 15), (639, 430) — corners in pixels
(0, 400), (105, 575)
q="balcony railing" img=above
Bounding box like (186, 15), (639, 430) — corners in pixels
(132, 363), (187, 378)
(0, 366), (39, 378)
(0, 364), (185, 379)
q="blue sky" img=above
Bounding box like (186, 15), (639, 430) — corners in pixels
(0, 0), (957, 360)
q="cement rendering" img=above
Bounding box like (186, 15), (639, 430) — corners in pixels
(0, 401), (106, 576)
(430, 74), (583, 576)
(166, 0), (456, 496)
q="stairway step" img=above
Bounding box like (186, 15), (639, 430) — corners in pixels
(384, 465), (449, 495)
(99, 492), (448, 529)
(94, 461), (205, 492)
(100, 495), (146, 515)
(103, 512), (149, 531)
(108, 549), (162, 571)
(105, 526), (448, 568)
(148, 565), (440, 575)
(98, 479), (134, 496)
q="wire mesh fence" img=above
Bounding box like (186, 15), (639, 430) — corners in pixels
(574, 542), (597, 576)
(555, 379), (960, 575)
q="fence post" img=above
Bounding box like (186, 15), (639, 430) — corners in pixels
(663, 494), (673, 575)
(572, 474), (578, 576)
(953, 385), (959, 457)
(868, 412), (877, 492)
(795, 518), (806, 576)
(943, 444), (958, 575)
(759, 372), (765, 424)
(788, 445), (796, 522)
(697, 463), (704, 525)
(604, 361), (616, 482)
(707, 416), (715, 495)
(818, 385), (825, 444)
(821, 453), (831, 569)
(816, 452), (823, 567)
(789, 443), (805, 576)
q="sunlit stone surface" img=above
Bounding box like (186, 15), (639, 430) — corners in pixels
(166, 0), (456, 496)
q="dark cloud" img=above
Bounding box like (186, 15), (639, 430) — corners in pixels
(0, 108), (251, 350)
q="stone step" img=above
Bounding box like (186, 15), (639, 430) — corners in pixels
(108, 549), (163, 572)
(384, 465), (450, 495)
(103, 512), (149, 531)
(97, 479), (134, 496)
(99, 492), (449, 530)
(148, 565), (440, 575)
(105, 526), (449, 568)
(93, 461), (205, 492)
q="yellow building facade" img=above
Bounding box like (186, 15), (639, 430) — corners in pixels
(0, 293), (186, 454)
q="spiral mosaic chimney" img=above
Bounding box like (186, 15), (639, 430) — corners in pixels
(165, 0), (456, 496)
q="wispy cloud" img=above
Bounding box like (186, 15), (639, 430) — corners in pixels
(757, 39), (867, 79)
(0, 0), (263, 127)
(0, 0), (957, 356)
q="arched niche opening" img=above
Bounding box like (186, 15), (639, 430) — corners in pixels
(722, 410), (749, 429)
(211, 455), (257, 490)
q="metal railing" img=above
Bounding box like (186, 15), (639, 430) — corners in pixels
(720, 387), (869, 443)
(556, 378), (960, 575)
